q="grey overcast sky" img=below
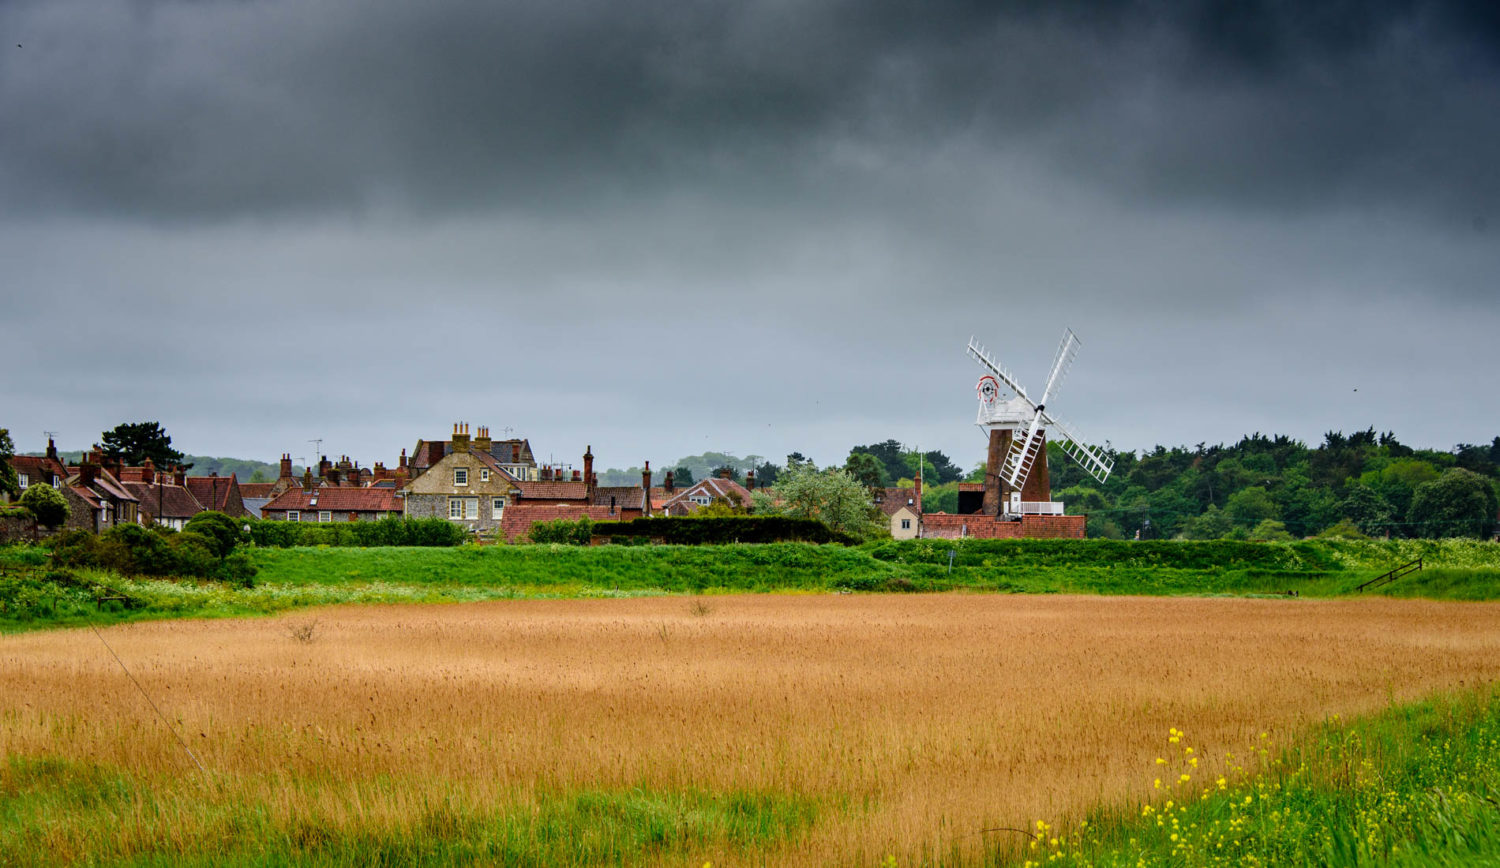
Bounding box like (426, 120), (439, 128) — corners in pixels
(2, 0), (1497, 471)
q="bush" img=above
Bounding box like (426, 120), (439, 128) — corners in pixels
(183, 511), (247, 559)
(246, 516), (467, 547)
(590, 516), (854, 545)
(18, 483), (69, 529)
(529, 517), (594, 545)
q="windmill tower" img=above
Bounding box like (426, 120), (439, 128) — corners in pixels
(966, 330), (1114, 516)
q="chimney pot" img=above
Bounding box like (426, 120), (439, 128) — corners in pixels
(665, 470), (674, 493)
(746, 469), (755, 491)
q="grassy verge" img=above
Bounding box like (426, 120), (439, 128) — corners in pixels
(1010, 687), (1500, 866)
(0, 760), (820, 867)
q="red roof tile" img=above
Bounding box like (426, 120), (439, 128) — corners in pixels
(120, 482), (205, 519)
(185, 475), (239, 511)
(514, 481), (590, 501)
(238, 483), (276, 499)
(262, 487), (403, 513)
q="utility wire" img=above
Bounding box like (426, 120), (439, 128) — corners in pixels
(87, 619), (207, 775)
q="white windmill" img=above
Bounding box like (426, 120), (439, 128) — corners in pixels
(965, 330), (1113, 516)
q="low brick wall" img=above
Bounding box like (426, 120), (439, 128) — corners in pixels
(921, 512), (1086, 540)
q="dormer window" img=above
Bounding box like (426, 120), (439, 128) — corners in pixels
(17, 474), (27, 490)
(454, 468), (468, 486)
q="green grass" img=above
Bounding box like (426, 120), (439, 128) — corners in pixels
(3, 538), (1500, 635)
(1007, 688), (1500, 866)
(0, 756), (820, 867)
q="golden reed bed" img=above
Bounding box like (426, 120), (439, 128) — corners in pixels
(5, 594), (1500, 864)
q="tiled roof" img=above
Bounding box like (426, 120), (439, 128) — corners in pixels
(514, 481), (590, 501)
(660, 478), (755, 511)
(412, 438), (535, 470)
(593, 486), (655, 512)
(11, 455), (69, 484)
(238, 483), (277, 499)
(958, 483), (985, 492)
(262, 487), (403, 513)
(120, 482), (205, 519)
(185, 476), (238, 511)
(876, 487), (919, 516)
(68, 485), (103, 509)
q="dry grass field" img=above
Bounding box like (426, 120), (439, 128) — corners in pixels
(4, 594), (1500, 865)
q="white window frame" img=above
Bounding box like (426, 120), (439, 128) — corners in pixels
(287, 510), (300, 522)
(691, 495), (711, 506)
(454, 468), (468, 486)
(16, 473), (26, 490)
(480, 469), (490, 482)
(318, 510), (332, 523)
(449, 496), (479, 520)
(492, 496), (506, 518)
(901, 518), (911, 530)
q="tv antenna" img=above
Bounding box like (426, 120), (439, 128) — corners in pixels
(308, 438), (323, 461)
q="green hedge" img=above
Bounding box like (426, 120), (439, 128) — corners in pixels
(590, 516), (854, 546)
(862, 538), (1349, 571)
(248, 516), (467, 548)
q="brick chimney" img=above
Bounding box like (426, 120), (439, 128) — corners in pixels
(745, 469), (755, 491)
(399, 448), (408, 470)
(142, 458), (156, 485)
(318, 455), (332, 478)
(511, 443), (520, 463)
(571, 470), (581, 482)
(718, 468), (732, 480)
(583, 446), (594, 497)
(46, 437), (58, 461)
(88, 445), (105, 466)
(452, 422), (470, 453)
(541, 465), (552, 481)
(303, 467), (314, 489)
(475, 426), (492, 454)
(642, 461), (652, 492)
(80, 462), (98, 486)
(664, 470), (674, 493)
(280, 453), (293, 479)
(172, 465), (185, 486)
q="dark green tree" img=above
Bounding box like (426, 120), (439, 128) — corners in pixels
(0, 428), (18, 498)
(753, 460), (780, 488)
(100, 422), (189, 469)
(19, 482), (69, 529)
(183, 511), (248, 560)
(1408, 468), (1499, 539)
(1338, 484), (1396, 538)
(843, 452), (888, 491)
(710, 465), (741, 483)
(1226, 486), (1279, 526)
(670, 466), (695, 487)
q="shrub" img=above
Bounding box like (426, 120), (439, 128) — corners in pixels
(591, 516), (854, 545)
(183, 511), (247, 559)
(18, 483), (69, 529)
(529, 517), (594, 545)
(246, 516), (467, 547)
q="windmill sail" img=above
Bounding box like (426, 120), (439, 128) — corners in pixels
(966, 338), (1030, 403)
(1039, 410), (1114, 484)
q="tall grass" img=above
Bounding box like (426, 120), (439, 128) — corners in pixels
(3, 595), (1499, 865)
(1012, 688), (1500, 866)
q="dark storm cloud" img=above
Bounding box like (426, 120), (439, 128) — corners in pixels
(2, 0), (1497, 221)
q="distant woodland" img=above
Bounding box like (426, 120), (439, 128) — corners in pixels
(610, 431), (1500, 541)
